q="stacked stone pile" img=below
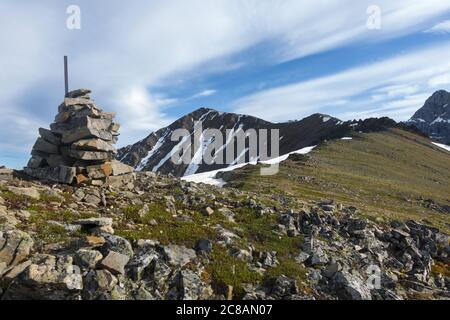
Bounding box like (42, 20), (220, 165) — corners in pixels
(25, 89), (133, 185)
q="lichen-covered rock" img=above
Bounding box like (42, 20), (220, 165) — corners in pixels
(0, 230), (34, 276)
(162, 245), (196, 267)
(330, 271), (372, 300)
(100, 251), (130, 275)
(169, 270), (213, 300)
(74, 249), (103, 269)
(3, 254), (82, 300)
(82, 269), (118, 300)
(7, 186), (40, 200)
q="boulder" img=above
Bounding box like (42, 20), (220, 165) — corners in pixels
(127, 248), (159, 281)
(27, 155), (45, 169)
(0, 230), (34, 276)
(202, 207), (214, 216)
(100, 251), (130, 275)
(101, 234), (134, 257)
(67, 150), (111, 161)
(65, 88), (91, 99)
(110, 160), (134, 176)
(3, 254), (83, 300)
(61, 117), (113, 144)
(24, 166), (76, 184)
(87, 162), (113, 179)
(195, 239), (213, 253)
(308, 247), (329, 266)
(331, 271), (372, 300)
(32, 137), (59, 154)
(82, 269), (117, 300)
(162, 245), (197, 267)
(74, 249), (103, 269)
(7, 186), (40, 200)
(171, 270), (212, 300)
(38, 128), (61, 146)
(269, 275), (299, 298)
(74, 217), (113, 227)
(254, 251), (279, 267)
(72, 139), (115, 152)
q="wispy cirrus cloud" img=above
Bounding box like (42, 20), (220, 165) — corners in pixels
(233, 42), (450, 122)
(191, 90), (217, 99)
(425, 20), (450, 34)
(1, 0), (450, 168)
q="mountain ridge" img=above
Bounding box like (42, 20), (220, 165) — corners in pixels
(118, 90), (449, 178)
(117, 108), (349, 176)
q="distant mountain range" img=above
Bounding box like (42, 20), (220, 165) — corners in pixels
(117, 91), (449, 177)
(407, 90), (450, 144)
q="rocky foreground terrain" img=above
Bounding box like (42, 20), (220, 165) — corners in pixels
(0, 166), (449, 300)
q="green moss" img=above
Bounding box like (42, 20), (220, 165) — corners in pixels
(34, 223), (71, 243)
(39, 194), (63, 203)
(265, 259), (307, 285)
(207, 247), (262, 298)
(117, 219), (214, 247)
(123, 203), (170, 224)
(0, 191), (38, 208)
(28, 209), (96, 224)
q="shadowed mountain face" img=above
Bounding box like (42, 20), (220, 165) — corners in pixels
(407, 90), (450, 144)
(117, 108), (351, 177)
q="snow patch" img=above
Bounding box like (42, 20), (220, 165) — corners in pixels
(136, 131), (170, 171)
(432, 142), (450, 152)
(259, 146), (316, 165)
(431, 117), (450, 125)
(341, 137), (353, 140)
(182, 146), (316, 187)
(183, 132), (214, 176)
(152, 132), (192, 172)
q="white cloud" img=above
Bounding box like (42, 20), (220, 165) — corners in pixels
(113, 86), (175, 146)
(233, 42), (450, 122)
(428, 74), (450, 87)
(425, 20), (450, 33)
(191, 90), (217, 99)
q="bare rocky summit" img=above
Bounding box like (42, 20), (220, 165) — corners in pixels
(24, 89), (133, 185)
(407, 90), (450, 144)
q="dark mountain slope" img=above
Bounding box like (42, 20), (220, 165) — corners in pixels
(407, 90), (450, 144)
(117, 108), (349, 176)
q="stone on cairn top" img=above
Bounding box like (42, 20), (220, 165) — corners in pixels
(25, 89), (133, 185)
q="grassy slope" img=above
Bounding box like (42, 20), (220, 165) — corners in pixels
(226, 128), (450, 233)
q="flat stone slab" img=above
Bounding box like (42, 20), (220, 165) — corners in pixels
(65, 88), (91, 99)
(7, 186), (40, 200)
(24, 166), (76, 184)
(73, 217), (113, 227)
(162, 245), (197, 267)
(100, 251), (130, 275)
(0, 168), (14, 181)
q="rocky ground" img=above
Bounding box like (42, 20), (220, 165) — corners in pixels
(0, 168), (449, 300)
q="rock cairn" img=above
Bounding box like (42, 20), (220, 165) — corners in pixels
(25, 89), (133, 185)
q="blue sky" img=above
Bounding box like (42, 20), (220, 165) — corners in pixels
(1, 0), (450, 168)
